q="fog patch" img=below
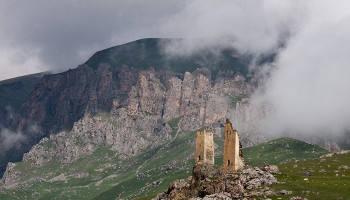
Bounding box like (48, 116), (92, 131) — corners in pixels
(0, 128), (26, 151)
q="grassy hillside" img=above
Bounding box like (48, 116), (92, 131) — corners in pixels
(243, 137), (329, 167)
(269, 151), (350, 199)
(0, 132), (330, 199)
(0, 133), (195, 200)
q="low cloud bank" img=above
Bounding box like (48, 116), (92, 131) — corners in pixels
(254, 1), (350, 137)
(161, 0), (350, 137)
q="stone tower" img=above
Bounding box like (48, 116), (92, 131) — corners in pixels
(195, 129), (214, 165)
(223, 119), (245, 173)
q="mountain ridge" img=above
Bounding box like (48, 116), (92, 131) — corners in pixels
(0, 38), (268, 177)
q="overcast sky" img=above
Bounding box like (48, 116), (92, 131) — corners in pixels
(0, 0), (187, 80)
(0, 0), (304, 81)
(1, 0), (350, 136)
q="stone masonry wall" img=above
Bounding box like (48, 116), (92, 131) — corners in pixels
(223, 119), (245, 173)
(195, 130), (214, 165)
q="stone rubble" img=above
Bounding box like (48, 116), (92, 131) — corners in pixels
(153, 164), (278, 200)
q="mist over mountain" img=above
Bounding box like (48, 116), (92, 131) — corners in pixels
(0, 38), (274, 177)
(0, 1), (350, 199)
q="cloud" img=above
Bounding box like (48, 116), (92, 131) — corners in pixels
(0, 47), (44, 81)
(252, 0), (350, 136)
(0, 122), (42, 154)
(0, 0), (307, 81)
(0, 0), (187, 80)
(1, 0), (349, 138)
(160, 0), (305, 57)
(0, 127), (26, 151)
(162, 0), (350, 138)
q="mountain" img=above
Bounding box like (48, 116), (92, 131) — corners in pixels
(0, 37), (343, 199)
(0, 72), (47, 175)
(0, 38), (271, 177)
(84, 38), (256, 75)
(0, 136), (329, 199)
(0, 72), (46, 124)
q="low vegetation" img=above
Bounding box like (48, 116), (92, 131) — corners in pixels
(0, 134), (335, 199)
(269, 151), (350, 199)
(243, 137), (329, 167)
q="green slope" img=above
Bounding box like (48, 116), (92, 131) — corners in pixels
(269, 151), (350, 200)
(243, 137), (329, 167)
(0, 131), (330, 199)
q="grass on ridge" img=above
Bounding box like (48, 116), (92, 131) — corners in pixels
(267, 152), (350, 200)
(243, 137), (329, 167)
(0, 135), (333, 200)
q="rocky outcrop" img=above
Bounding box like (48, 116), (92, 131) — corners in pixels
(213, 71), (250, 95)
(163, 77), (182, 121)
(22, 137), (56, 166)
(1, 162), (20, 189)
(1, 64), (133, 176)
(22, 111), (171, 166)
(13, 64), (123, 134)
(323, 141), (341, 152)
(17, 67), (252, 168)
(153, 164), (278, 200)
(2, 66), (258, 184)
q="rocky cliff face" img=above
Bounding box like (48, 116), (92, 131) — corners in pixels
(11, 66), (255, 146)
(1, 38), (271, 178)
(1, 65), (264, 186)
(16, 67), (256, 164)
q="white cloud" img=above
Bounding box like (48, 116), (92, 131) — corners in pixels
(0, 128), (26, 151)
(0, 46), (44, 80)
(161, 0), (305, 56)
(254, 0), (350, 136)
(161, 0), (350, 137)
(1, 0), (350, 138)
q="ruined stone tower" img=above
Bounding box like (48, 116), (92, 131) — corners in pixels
(195, 129), (214, 165)
(223, 119), (245, 173)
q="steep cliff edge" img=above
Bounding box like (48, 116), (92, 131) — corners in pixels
(13, 67), (257, 168)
